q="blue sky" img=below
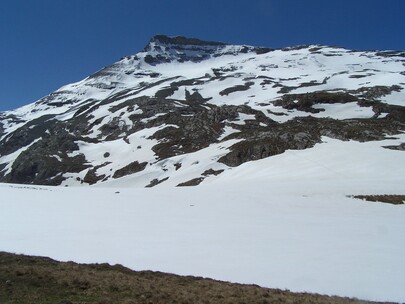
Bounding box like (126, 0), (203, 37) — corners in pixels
(1, 0), (404, 111)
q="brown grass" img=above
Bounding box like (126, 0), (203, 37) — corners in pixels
(0, 252), (395, 304)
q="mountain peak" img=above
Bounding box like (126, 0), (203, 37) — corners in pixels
(141, 35), (273, 65)
(149, 35), (228, 47)
(1, 35), (405, 188)
(142, 35), (231, 64)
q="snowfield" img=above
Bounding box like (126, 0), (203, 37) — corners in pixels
(1, 134), (405, 302)
(1, 35), (405, 302)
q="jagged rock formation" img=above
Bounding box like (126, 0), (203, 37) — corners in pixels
(1, 35), (405, 187)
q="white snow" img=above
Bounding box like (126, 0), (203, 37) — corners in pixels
(1, 42), (405, 302)
(2, 43), (404, 142)
(217, 125), (240, 141)
(97, 138), (240, 188)
(380, 88), (405, 106)
(1, 135), (405, 302)
(312, 102), (375, 119)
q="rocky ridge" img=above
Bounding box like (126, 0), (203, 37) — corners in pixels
(0, 35), (405, 186)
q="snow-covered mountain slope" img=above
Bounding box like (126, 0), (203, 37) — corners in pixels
(2, 136), (405, 301)
(1, 36), (405, 302)
(0, 35), (405, 187)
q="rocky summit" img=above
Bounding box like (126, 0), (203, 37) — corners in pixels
(0, 35), (404, 187)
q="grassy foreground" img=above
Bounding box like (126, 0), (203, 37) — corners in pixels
(0, 252), (394, 304)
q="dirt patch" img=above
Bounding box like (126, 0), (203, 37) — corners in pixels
(351, 195), (405, 205)
(273, 91), (358, 113)
(202, 168), (224, 176)
(145, 177), (169, 188)
(176, 177), (205, 186)
(219, 82), (254, 96)
(112, 161), (147, 179)
(382, 143), (405, 151)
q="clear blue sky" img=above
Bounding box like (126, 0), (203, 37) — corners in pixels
(1, 0), (404, 111)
